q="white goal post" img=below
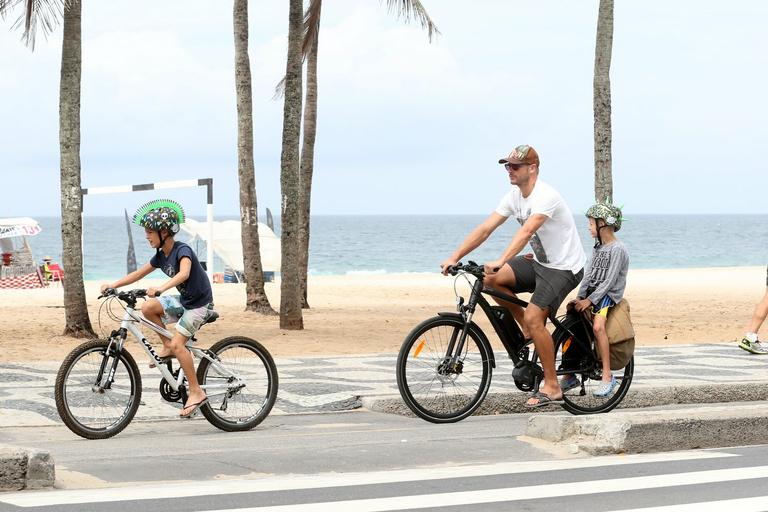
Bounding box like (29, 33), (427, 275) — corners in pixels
(81, 178), (214, 282)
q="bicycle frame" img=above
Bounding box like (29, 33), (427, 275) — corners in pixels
(96, 306), (244, 399)
(447, 273), (592, 370)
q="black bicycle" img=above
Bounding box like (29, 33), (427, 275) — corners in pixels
(396, 261), (633, 422)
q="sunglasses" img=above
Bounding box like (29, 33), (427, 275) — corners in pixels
(504, 163), (528, 171)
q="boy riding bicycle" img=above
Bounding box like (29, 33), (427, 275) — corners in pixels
(566, 203), (629, 397)
(100, 199), (214, 418)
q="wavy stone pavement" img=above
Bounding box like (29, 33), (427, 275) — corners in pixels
(1, 343), (767, 427)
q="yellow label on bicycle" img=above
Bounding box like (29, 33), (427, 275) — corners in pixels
(562, 337), (572, 354)
(414, 340), (426, 358)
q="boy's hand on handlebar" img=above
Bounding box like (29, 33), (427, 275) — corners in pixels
(146, 287), (161, 298)
(100, 283), (113, 293)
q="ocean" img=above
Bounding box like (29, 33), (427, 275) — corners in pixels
(20, 215), (768, 281)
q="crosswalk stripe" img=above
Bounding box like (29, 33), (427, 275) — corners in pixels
(0, 450), (736, 508)
(611, 496), (768, 512)
(200, 466), (768, 512)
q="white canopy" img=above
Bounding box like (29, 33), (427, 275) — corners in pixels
(0, 217), (42, 240)
(181, 218), (281, 273)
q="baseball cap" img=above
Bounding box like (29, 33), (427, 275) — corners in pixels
(499, 145), (540, 166)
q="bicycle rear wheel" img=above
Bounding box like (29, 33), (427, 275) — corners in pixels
(551, 319), (633, 414)
(196, 336), (278, 432)
(55, 340), (142, 439)
(397, 316), (492, 423)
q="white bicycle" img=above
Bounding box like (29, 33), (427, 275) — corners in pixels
(54, 288), (278, 439)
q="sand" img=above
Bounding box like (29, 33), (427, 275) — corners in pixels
(0, 266), (764, 363)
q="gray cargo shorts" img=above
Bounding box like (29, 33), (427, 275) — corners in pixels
(507, 256), (583, 315)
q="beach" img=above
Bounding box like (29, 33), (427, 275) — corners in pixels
(0, 266), (763, 363)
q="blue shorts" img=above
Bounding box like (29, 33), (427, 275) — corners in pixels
(592, 296), (615, 317)
(157, 295), (214, 338)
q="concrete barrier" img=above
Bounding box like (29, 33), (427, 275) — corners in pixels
(361, 382), (768, 418)
(525, 403), (768, 454)
(0, 445), (54, 491)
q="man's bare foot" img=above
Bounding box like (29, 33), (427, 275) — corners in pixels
(525, 391), (564, 408)
(180, 392), (208, 418)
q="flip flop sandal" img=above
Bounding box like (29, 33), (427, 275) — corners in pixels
(180, 398), (209, 419)
(525, 391), (564, 408)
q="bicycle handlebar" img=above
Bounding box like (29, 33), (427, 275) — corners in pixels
(98, 288), (159, 301)
(445, 261), (491, 278)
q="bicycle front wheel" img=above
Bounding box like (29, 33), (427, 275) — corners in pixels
(54, 340), (142, 439)
(397, 316), (492, 423)
(197, 336), (278, 432)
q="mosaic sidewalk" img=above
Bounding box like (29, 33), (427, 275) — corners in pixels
(1, 343), (767, 427)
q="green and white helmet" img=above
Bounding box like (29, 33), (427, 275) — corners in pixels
(133, 199), (185, 234)
(586, 203), (622, 232)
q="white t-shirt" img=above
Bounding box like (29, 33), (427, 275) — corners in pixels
(495, 180), (586, 274)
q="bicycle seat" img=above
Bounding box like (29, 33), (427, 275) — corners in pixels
(203, 311), (219, 325)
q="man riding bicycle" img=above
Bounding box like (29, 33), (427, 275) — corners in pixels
(441, 145), (586, 407)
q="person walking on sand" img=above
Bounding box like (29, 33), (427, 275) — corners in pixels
(100, 199), (214, 418)
(440, 145), (586, 407)
(739, 266), (768, 354)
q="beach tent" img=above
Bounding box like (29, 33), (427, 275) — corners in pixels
(0, 217), (45, 289)
(180, 219), (281, 279)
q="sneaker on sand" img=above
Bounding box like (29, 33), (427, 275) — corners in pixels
(739, 337), (768, 355)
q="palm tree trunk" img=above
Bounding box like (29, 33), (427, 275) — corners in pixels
(299, 1), (321, 310)
(234, 0), (276, 315)
(593, 0), (614, 204)
(59, 0), (94, 338)
(279, 0), (304, 330)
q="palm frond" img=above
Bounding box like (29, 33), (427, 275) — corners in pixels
(0, 0), (67, 50)
(383, 0), (440, 42)
(274, 0), (322, 100)
(302, 0), (322, 59)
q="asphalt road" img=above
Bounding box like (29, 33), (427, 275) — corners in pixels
(2, 410), (768, 511)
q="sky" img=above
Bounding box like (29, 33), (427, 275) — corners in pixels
(1, 0), (766, 218)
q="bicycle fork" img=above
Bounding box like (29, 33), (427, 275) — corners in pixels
(443, 279), (484, 373)
(93, 330), (127, 392)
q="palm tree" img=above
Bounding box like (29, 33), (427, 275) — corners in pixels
(296, 0), (438, 309)
(297, 0), (321, 309)
(233, 0), (276, 315)
(2, 0), (94, 337)
(593, 0), (614, 204)
(278, 0), (305, 330)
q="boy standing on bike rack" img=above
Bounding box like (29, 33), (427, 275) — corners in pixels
(568, 203), (630, 397)
(441, 144), (586, 408)
(100, 199), (214, 418)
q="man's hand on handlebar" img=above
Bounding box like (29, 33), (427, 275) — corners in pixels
(146, 287), (162, 298)
(484, 259), (505, 275)
(440, 259), (459, 276)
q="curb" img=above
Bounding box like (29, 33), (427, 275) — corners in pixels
(525, 402), (768, 454)
(360, 382), (768, 418)
(0, 445), (55, 491)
